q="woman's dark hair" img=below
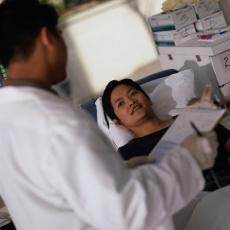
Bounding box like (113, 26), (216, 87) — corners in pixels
(102, 78), (150, 127)
(0, 0), (58, 67)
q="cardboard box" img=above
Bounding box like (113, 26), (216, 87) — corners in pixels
(153, 24), (197, 46)
(149, 6), (197, 31)
(193, 0), (220, 19)
(195, 11), (227, 31)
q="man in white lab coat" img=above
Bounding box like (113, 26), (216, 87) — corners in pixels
(0, 1), (217, 230)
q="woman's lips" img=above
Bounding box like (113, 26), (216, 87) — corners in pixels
(131, 104), (142, 115)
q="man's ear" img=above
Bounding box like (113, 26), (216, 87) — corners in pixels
(113, 119), (121, 125)
(39, 27), (55, 50)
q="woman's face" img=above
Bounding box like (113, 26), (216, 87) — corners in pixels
(110, 84), (153, 128)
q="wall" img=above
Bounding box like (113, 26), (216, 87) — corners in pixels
(60, 0), (164, 104)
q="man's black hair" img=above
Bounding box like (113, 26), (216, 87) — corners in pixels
(0, 0), (58, 67)
(102, 78), (150, 127)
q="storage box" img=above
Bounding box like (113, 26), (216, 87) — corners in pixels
(153, 24), (197, 46)
(211, 48), (230, 86)
(195, 11), (227, 31)
(193, 0), (220, 19)
(149, 6), (197, 32)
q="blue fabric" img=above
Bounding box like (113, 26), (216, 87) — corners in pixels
(80, 98), (97, 121)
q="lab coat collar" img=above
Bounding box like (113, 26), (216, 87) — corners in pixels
(3, 80), (57, 95)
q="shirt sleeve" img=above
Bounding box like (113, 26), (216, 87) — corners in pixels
(45, 117), (204, 230)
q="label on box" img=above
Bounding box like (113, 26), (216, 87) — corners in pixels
(211, 49), (230, 86)
(153, 24), (197, 46)
(174, 24), (196, 40)
(153, 31), (174, 41)
(195, 11), (227, 31)
(194, 0), (220, 18)
(154, 24), (196, 41)
(149, 14), (174, 28)
(175, 33), (197, 45)
(172, 6), (197, 30)
(219, 51), (230, 73)
(149, 6), (197, 31)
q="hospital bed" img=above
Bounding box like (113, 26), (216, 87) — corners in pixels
(81, 69), (230, 230)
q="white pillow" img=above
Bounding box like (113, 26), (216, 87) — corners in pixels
(183, 185), (230, 230)
(140, 76), (169, 94)
(96, 69), (197, 149)
(95, 98), (134, 149)
(150, 69), (197, 121)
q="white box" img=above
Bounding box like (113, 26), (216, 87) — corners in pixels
(195, 11), (227, 31)
(153, 24), (197, 46)
(193, 0), (220, 19)
(149, 6), (197, 31)
(211, 48), (230, 86)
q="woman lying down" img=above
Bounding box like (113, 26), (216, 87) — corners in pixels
(102, 79), (230, 191)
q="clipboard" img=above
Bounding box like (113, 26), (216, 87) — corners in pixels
(163, 107), (226, 144)
(149, 107), (226, 160)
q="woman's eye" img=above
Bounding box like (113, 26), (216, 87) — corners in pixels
(130, 90), (138, 96)
(117, 101), (124, 108)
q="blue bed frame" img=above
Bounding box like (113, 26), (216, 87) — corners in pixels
(81, 69), (178, 121)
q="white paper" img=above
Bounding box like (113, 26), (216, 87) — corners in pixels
(150, 108), (226, 160)
(163, 108), (226, 143)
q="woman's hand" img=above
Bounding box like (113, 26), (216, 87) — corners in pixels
(188, 84), (219, 110)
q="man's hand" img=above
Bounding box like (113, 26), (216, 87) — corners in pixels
(182, 132), (218, 170)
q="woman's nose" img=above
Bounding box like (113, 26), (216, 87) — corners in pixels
(128, 98), (136, 107)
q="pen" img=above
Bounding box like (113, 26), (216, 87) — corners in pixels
(190, 121), (202, 136)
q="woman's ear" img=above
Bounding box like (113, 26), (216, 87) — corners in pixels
(113, 119), (121, 125)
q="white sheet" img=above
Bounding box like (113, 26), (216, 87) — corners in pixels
(184, 185), (230, 230)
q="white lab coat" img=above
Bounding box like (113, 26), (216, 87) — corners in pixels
(0, 86), (204, 230)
